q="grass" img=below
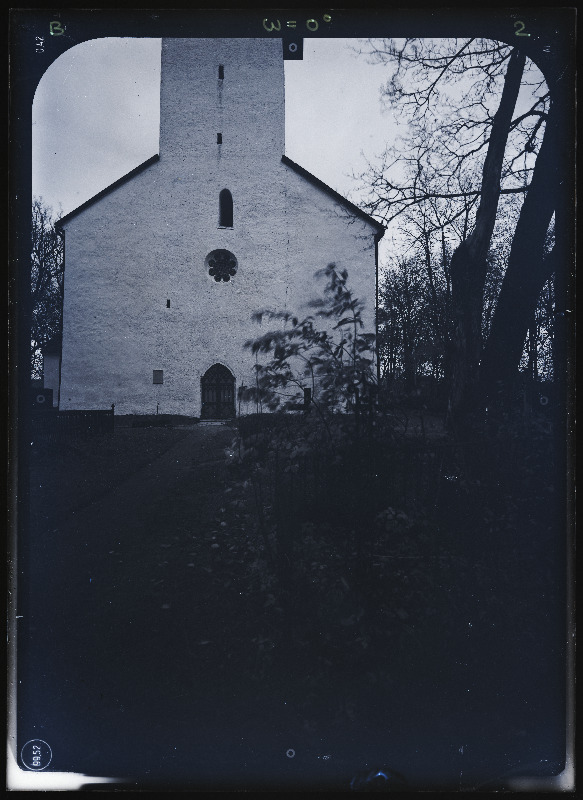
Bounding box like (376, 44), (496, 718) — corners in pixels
(24, 410), (566, 786)
(29, 425), (193, 525)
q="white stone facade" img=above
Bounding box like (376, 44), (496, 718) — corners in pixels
(58, 38), (383, 416)
(42, 353), (60, 407)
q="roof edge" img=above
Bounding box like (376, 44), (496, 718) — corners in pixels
(56, 154), (160, 229)
(281, 155), (385, 238)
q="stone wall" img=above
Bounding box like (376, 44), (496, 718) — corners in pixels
(42, 353), (60, 407)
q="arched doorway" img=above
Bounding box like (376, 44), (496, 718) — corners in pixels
(200, 364), (235, 420)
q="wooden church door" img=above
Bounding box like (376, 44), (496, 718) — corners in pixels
(200, 364), (235, 420)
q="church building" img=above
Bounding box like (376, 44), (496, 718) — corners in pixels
(56, 38), (384, 418)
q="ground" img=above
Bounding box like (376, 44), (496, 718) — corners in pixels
(18, 417), (567, 790)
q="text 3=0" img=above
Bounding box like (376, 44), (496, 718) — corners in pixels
(263, 14), (332, 33)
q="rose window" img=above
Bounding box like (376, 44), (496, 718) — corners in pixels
(205, 249), (238, 282)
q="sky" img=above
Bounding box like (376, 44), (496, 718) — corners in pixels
(32, 38), (398, 223)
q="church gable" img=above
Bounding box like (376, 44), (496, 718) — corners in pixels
(57, 154), (383, 241)
(279, 155), (383, 332)
(281, 155), (384, 237)
(57, 155), (160, 233)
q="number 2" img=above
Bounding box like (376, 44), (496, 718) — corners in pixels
(514, 20), (530, 37)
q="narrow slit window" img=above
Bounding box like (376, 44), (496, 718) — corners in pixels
(166, 299), (170, 308)
(153, 370), (163, 385)
(219, 189), (233, 228)
(218, 65), (224, 79)
(217, 132), (222, 144)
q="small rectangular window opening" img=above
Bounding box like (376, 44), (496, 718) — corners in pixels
(153, 370), (163, 385)
(166, 299), (170, 308)
(218, 65), (224, 80)
(303, 387), (312, 406)
(217, 133), (222, 144)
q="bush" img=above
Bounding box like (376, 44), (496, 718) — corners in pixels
(239, 263), (377, 425)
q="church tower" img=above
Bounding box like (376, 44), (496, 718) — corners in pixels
(160, 38), (284, 165)
(153, 39), (289, 417)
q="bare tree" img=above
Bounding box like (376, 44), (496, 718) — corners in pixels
(479, 102), (558, 396)
(447, 47), (525, 415)
(360, 39), (546, 229)
(358, 38), (555, 417)
(379, 252), (450, 390)
(31, 198), (64, 379)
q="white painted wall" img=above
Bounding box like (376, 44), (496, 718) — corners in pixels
(59, 39), (380, 416)
(43, 353), (60, 406)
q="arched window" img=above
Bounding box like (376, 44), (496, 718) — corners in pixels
(219, 189), (233, 228)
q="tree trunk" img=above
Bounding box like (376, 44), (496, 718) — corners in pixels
(448, 49), (526, 418)
(480, 100), (559, 398)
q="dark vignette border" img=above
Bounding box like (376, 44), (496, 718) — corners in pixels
(8, 7), (576, 792)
